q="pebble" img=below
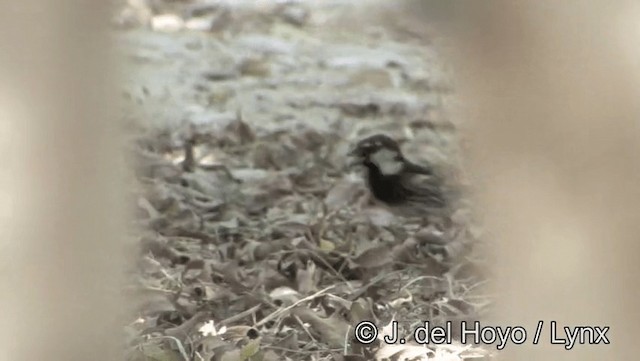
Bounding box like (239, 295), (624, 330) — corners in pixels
(151, 14), (184, 32)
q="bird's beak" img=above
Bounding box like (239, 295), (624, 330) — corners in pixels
(346, 147), (362, 168)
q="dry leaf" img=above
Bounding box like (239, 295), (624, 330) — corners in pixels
(290, 308), (350, 348)
(352, 244), (392, 269)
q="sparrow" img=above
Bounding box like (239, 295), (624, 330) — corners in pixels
(348, 134), (450, 222)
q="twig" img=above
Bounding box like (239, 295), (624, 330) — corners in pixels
(254, 285), (336, 327)
(343, 325), (351, 355)
(294, 315), (318, 343)
(219, 304), (262, 326)
(143, 336), (190, 361)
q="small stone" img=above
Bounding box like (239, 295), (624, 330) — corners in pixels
(151, 14), (184, 32)
(347, 68), (395, 88)
(238, 57), (271, 77)
(185, 17), (216, 32)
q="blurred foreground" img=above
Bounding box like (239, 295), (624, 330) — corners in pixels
(1, 1), (639, 360)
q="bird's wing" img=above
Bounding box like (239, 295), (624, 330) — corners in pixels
(402, 161), (434, 176)
(401, 173), (447, 209)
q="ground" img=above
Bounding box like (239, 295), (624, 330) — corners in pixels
(118, 1), (491, 360)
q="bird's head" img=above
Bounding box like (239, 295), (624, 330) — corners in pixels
(348, 134), (405, 175)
